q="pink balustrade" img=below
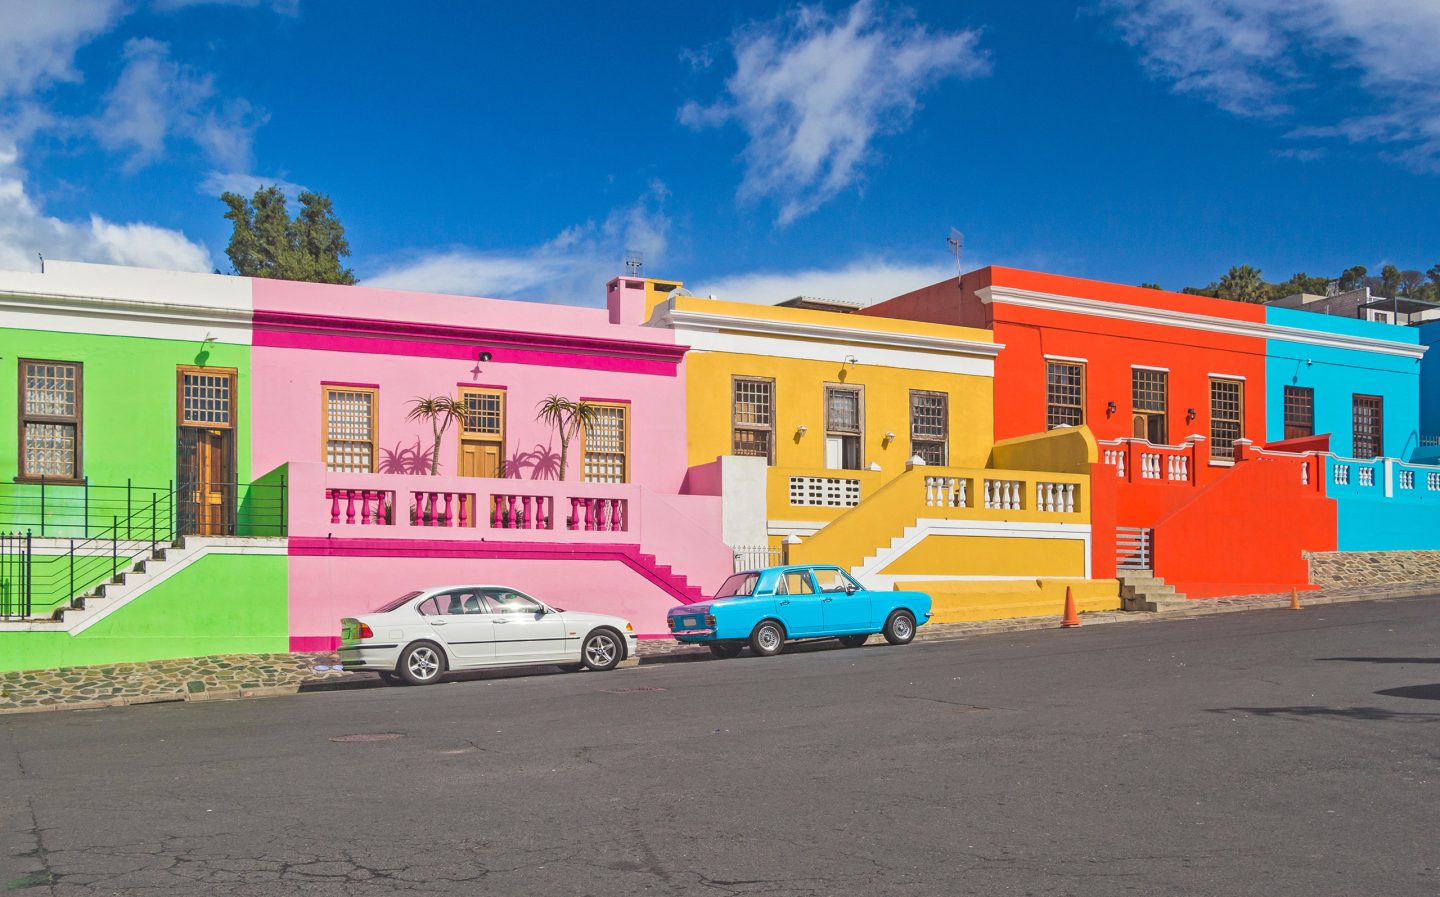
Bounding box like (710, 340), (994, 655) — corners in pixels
(489, 494), (554, 530)
(326, 489), (397, 525)
(568, 496), (629, 532)
(408, 490), (476, 527)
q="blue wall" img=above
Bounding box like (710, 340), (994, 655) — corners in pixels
(1326, 457), (1440, 551)
(1419, 321), (1440, 456)
(1265, 308), (1422, 460)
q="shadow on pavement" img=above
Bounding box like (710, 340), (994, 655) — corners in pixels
(1208, 705), (1440, 722)
(1374, 683), (1440, 701)
(1318, 656), (1440, 664)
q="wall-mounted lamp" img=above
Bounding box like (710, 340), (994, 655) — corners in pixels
(884, 431), (896, 440)
(796, 425), (809, 436)
(1106, 400), (1117, 416)
(1186, 407), (1197, 423)
(477, 351), (493, 363)
(843, 354), (858, 366)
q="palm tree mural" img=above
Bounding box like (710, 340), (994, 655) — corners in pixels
(406, 395), (464, 476)
(534, 395), (599, 482)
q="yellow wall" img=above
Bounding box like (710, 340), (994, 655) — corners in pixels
(883, 534), (1087, 577)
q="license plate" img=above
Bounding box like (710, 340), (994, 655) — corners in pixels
(683, 617), (697, 628)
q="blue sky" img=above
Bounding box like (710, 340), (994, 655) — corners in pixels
(0, 0), (1436, 306)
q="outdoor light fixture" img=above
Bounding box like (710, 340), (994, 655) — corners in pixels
(1187, 407), (1197, 422)
(1106, 401), (1117, 415)
(885, 431), (896, 440)
(478, 351), (493, 363)
(844, 354), (858, 366)
(796, 425), (809, 436)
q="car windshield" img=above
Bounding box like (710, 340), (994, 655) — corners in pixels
(375, 591), (422, 613)
(715, 573), (759, 598)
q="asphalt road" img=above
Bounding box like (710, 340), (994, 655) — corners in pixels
(3, 596), (1439, 897)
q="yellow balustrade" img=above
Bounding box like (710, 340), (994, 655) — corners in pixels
(787, 465), (1089, 573)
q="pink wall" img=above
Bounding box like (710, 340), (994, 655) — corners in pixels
(250, 279), (691, 494)
(288, 548), (697, 647)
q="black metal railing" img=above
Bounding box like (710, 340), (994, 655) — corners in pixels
(0, 531), (31, 618)
(0, 476), (288, 620)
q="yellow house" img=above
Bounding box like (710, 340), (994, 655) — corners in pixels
(633, 278), (1120, 623)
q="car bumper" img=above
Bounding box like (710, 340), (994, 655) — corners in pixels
(670, 628), (717, 643)
(336, 643), (403, 671)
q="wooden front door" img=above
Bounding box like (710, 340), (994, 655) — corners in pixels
(458, 388), (505, 478)
(176, 367), (237, 535)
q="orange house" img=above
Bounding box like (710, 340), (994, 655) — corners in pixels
(864, 267), (1337, 598)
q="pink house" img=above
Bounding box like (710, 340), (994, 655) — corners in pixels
(250, 278), (733, 649)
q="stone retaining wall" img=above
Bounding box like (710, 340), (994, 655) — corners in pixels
(1305, 550), (1440, 589)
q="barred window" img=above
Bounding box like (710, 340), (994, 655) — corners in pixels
(910, 390), (947, 465)
(179, 370), (233, 426)
(824, 386), (863, 470)
(732, 377), (774, 463)
(1131, 368), (1168, 444)
(19, 360), (81, 479)
(325, 387), (377, 472)
(1045, 362), (1085, 429)
(461, 390), (503, 436)
(583, 403), (628, 483)
(1283, 387), (1314, 440)
(1209, 379), (1243, 460)
(1353, 395), (1383, 459)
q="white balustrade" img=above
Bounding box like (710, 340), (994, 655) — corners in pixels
(1399, 470), (1415, 490)
(1103, 449), (1126, 478)
(1035, 482), (1077, 513)
(1166, 455), (1189, 481)
(983, 479), (1023, 510)
(1429, 472), (1440, 492)
(1358, 467), (1374, 487)
(924, 476), (968, 509)
(1333, 464), (1350, 485)
(1301, 463), (1309, 486)
(1141, 453), (1162, 479)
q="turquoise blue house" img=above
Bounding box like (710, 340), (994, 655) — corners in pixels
(1265, 309), (1435, 551)
(1419, 320), (1440, 464)
(1264, 308), (1423, 459)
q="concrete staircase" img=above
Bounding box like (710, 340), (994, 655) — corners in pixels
(0, 537), (286, 634)
(850, 525), (921, 582)
(1119, 570), (1189, 612)
(632, 550), (706, 604)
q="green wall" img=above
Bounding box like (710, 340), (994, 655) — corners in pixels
(0, 552), (287, 673)
(0, 327), (252, 536)
(0, 326), (251, 485)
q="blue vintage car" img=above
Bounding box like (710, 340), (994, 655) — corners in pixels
(666, 565), (933, 658)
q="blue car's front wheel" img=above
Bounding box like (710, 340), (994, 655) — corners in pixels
(883, 610), (917, 645)
(749, 620), (786, 657)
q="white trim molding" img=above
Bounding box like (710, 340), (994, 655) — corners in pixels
(767, 519), (828, 538)
(652, 305), (1003, 376)
(1131, 364), (1171, 372)
(978, 285), (1428, 360)
(1208, 372), (1247, 380)
(853, 518), (1092, 589)
(1043, 354), (1089, 363)
(0, 288), (253, 345)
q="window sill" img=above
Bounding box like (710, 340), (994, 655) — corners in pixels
(1207, 459), (1235, 467)
(13, 476), (87, 486)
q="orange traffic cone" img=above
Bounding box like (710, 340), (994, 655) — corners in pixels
(1060, 586), (1081, 628)
(1290, 588), (1301, 611)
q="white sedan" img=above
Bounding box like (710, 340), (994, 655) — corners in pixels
(338, 585), (640, 686)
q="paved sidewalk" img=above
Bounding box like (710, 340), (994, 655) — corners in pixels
(3, 580), (1438, 714)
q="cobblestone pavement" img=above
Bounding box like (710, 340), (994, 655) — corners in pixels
(4, 579), (1438, 714)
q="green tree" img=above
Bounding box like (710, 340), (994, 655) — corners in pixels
(535, 395), (600, 482)
(1274, 271), (1329, 297)
(1216, 264), (1267, 303)
(1427, 264), (1440, 301)
(220, 185), (356, 284)
(1138, 282), (1163, 290)
(407, 395), (464, 476)
(1379, 264), (1403, 299)
(1338, 265), (1368, 291)
(1399, 269), (1424, 297)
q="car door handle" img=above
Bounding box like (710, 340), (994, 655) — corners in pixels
(492, 618), (511, 624)
(778, 599), (790, 606)
(430, 619), (448, 626)
(822, 597), (834, 603)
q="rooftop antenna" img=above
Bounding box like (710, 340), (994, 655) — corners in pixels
(947, 228), (964, 284)
(37, 252), (44, 274)
(624, 250), (644, 277)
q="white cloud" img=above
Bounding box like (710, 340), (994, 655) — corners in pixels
(95, 38), (264, 172)
(364, 181), (672, 304)
(690, 258), (955, 307)
(1104, 0), (1440, 171)
(0, 142), (212, 272)
(680, 0), (989, 224)
(199, 170), (307, 201)
(0, 0), (124, 99)
(152, 0), (301, 13)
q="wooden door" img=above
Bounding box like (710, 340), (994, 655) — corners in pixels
(176, 367), (237, 535)
(458, 388), (505, 477)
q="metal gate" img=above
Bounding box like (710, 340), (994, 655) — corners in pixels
(1115, 527), (1152, 571)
